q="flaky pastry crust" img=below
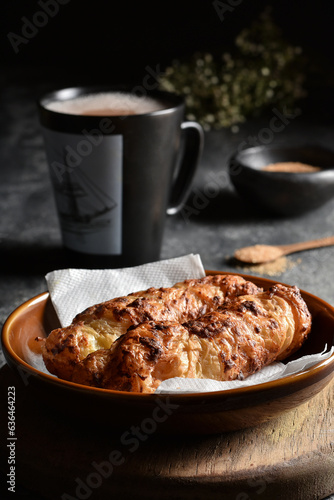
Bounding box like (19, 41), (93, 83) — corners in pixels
(71, 284), (311, 393)
(41, 274), (261, 380)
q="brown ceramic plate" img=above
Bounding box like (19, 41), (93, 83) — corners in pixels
(2, 271), (334, 433)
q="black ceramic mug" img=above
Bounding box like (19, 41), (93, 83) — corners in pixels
(38, 86), (203, 267)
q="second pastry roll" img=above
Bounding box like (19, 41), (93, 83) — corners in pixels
(71, 283), (311, 393)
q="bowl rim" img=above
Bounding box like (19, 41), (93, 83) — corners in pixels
(229, 143), (334, 175)
(2, 271), (334, 401)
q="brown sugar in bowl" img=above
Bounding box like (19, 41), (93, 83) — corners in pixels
(1, 271), (334, 434)
(229, 144), (334, 216)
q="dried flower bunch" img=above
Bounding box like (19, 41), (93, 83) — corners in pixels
(158, 9), (306, 131)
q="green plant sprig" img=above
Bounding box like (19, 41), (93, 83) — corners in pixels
(158, 9), (306, 131)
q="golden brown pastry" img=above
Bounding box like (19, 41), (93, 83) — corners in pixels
(41, 274), (261, 380)
(71, 284), (311, 393)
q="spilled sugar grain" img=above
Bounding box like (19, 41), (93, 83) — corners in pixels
(234, 256), (302, 277)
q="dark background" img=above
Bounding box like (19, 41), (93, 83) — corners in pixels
(1, 0), (334, 92)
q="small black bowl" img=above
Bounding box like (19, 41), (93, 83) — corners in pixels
(229, 144), (334, 216)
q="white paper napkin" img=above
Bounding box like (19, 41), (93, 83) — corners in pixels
(43, 255), (334, 393)
(45, 254), (206, 327)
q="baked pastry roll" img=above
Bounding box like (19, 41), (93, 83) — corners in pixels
(71, 284), (311, 393)
(41, 274), (261, 380)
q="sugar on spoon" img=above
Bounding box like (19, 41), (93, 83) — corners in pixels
(234, 236), (334, 265)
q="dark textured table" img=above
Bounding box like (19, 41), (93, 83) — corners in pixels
(1, 72), (334, 499)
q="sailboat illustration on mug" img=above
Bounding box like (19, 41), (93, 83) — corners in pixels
(54, 160), (118, 235)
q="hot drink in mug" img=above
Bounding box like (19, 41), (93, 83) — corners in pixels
(45, 91), (167, 116)
(38, 87), (203, 267)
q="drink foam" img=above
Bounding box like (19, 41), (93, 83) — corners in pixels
(45, 92), (165, 116)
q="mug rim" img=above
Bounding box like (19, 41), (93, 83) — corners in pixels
(38, 85), (185, 120)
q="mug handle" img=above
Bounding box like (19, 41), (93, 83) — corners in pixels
(167, 121), (204, 215)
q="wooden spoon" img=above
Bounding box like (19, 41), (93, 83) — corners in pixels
(234, 236), (334, 264)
